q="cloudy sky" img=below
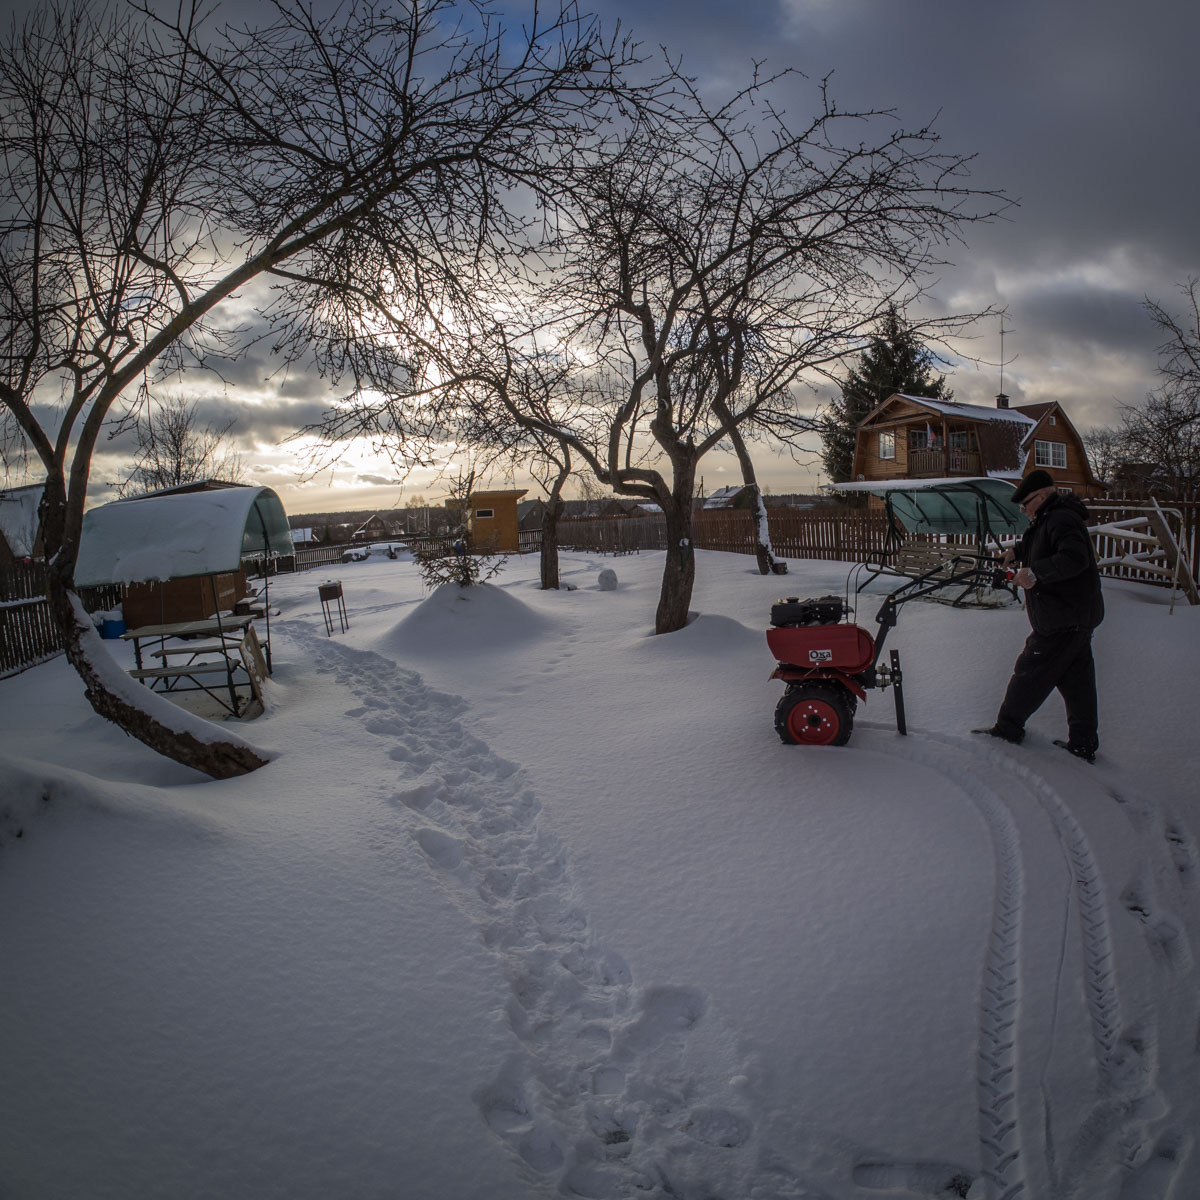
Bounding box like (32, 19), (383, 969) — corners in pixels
(58, 0), (1200, 514)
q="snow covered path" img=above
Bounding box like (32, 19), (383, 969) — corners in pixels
(2, 551), (1198, 1199)
(287, 622), (870, 1199)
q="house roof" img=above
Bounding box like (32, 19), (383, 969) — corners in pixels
(703, 485), (748, 508)
(469, 489), (529, 501)
(891, 394), (1037, 426)
(0, 483), (43, 558)
(1013, 402), (1054, 420)
(75, 486), (293, 586)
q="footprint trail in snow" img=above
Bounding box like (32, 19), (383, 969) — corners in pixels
(290, 626), (873, 1199)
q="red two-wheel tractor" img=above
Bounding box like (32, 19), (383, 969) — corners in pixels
(767, 560), (1013, 747)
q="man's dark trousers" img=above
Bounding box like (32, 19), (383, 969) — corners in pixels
(994, 629), (1098, 752)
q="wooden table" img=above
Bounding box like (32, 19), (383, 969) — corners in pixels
(121, 615), (260, 717)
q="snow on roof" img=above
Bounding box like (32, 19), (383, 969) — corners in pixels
(895, 395), (1036, 425)
(75, 486), (293, 586)
(702, 485), (745, 508)
(828, 475), (1016, 493)
(0, 483), (42, 557)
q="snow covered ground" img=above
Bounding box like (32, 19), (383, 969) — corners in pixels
(1, 548), (1198, 1200)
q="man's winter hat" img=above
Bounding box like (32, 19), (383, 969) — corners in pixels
(1012, 468), (1054, 504)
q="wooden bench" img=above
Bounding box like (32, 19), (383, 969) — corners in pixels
(129, 663), (236, 683)
(888, 544), (981, 581)
(129, 659), (246, 716)
(123, 616), (271, 719)
(150, 643), (234, 661)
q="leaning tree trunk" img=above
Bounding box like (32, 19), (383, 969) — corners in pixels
(46, 569), (270, 780)
(723, 421), (786, 575)
(747, 485), (787, 576)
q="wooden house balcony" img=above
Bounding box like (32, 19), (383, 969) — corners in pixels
(907, 448), (983, 477)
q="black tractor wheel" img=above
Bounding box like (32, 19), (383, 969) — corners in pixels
(775, 683), (854, 747)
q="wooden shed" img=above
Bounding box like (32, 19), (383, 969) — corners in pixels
(467, 489), (528, 553)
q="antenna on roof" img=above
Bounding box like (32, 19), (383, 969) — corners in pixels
(998, 311), (1018, 394)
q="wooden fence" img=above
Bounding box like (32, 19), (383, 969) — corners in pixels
(559, 499), (1200, 590)
(1, 562), (122, 678)
(3, 496), (1195, 678)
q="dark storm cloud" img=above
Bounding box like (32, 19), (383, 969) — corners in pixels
(185, 394), (335, 445)
(590, 0), (1198, 420)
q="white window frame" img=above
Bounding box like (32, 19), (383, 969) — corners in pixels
(1034, 440), (1067, 469)
(474, 507), (495, 519)
(878, 430), (896, 460)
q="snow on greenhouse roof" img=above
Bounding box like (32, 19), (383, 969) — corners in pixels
(75, 486), (293, 586)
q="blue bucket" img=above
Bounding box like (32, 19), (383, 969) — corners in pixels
(101, 618), (126, 639)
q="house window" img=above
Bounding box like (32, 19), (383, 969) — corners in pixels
(878, 430), (896, 460)
(1034, 440), (1067, 469)
(474, 508), (495, 519)
(1048, 415), (1056, 426)
(949, 430), (971, 451)
(908, 428), (931, 450)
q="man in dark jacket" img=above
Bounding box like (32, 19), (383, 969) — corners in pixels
(976, 469), (1104, 761)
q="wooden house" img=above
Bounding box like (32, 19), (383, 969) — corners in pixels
(702, 485), (756, 510)
(852, 393), (1103, 496)
(351, 513), (392, 541)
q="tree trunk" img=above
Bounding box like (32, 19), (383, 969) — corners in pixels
(748, 485), (787, 576)
(722, 420), (786, 575)
(654, 476), (697, 634)
(46, 559), (269, 781)
(540, 495), (564, 590)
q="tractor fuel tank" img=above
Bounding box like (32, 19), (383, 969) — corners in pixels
(766, 622), (875, 674)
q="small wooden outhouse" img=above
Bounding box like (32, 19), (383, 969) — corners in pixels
(467, 489), (528, 553)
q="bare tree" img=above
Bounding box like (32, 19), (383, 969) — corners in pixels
(575, 471), (608, 513)
(486, 75), (1003, 631)
(1123, 280), (1200, 498)
(1118, 388), (1200, 498)
(0, 0), (627, 776)
(1080, 426), (1125, 491)
(118, 392), (245, 496)
(302, 70), (1002, 632)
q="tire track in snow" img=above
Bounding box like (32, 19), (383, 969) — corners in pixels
(284, 625), (852, 1200)
(883, 727), (1190, 1200)
(875, 735), (1027, 1200)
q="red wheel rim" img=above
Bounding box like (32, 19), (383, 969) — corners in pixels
(786, 696), (842, 745)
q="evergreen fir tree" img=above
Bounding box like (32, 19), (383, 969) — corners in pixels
(820, 306), (953, 485)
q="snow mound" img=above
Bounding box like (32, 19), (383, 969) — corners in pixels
(384, 581), (558, 658)
(642, 612), (763, 655)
